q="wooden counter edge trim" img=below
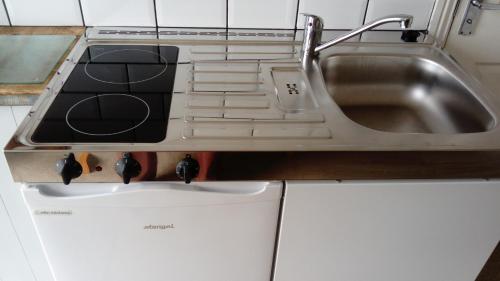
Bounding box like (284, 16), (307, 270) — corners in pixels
(212, 151), (500, 180)
(0, 26), (84, 35)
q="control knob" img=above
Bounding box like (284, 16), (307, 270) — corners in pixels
(56, 153), (83, 185)
(115, 153), (142, 184)
(176, 154), (200, 184)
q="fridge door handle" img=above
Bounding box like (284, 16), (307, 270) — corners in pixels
(27, 182), (278, 199)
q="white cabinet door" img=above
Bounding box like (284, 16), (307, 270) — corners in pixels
(275, 180), (500, 281)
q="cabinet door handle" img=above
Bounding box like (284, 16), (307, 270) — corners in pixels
(459, 0), (500, 35)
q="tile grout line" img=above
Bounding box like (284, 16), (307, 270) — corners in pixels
(1, 0), (12, 26)
(293, 0), (301, 30)
(225, 0), (229, 31)
(225, 0), (228, 60)
(358, 0), (371, 41)
(293, 0), (301, 43)
(77, 0), (86, 26)
(362, 0), (370, 25)
(425, 0), (438, 32)
(153, 0), (159, 39)
(9, 106), (16, 126)
(422, 0), (439, 43)
(441, 0), (462, 48)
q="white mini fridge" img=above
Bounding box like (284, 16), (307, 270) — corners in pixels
(22, 181), (282, 281)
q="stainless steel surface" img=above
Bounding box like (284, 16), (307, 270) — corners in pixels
(300, 14), (324, 67)
(472, 0), (500, 10)
(321, 54), (494, 133)
(271, 67), (318, 112)
(6, 36), (500, 151)
(300, 13), (413, 66)
(5, 28), (500, 182)
(459, 0), (483, 35)
(459, 0), (500, 35)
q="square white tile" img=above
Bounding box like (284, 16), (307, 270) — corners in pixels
(297, 0), (368, 29)
(157, 0), (226, 27)
(0, 3), (9, 26)
(80, 0), (156, 26)
(228, 0), (298, 29)
(11, 106), (31, 126)
(365, 0), (436, 30)
(4, 0), (82, 26)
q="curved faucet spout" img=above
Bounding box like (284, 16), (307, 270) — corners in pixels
(300, 14), (413, 67)
(315, 14), (413, 52)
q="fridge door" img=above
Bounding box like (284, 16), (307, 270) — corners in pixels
(23, 181), (282, 281)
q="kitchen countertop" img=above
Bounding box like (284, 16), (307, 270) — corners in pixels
(4, 27), (500, 182)
(12, 34), (500, 150)
(0, 27), (84, 104)
(0, 27), (428, 105)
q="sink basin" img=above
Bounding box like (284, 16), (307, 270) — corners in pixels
(321, 55), (495, 134)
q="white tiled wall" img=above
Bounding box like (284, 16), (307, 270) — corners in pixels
(1, 0), (438, 31)
(0, 2), (9, 26)
(365, 0), (436, 30)
(80, 0), (156, 26)
(157, 0), (226, 28)
(3, 0), (82, 26)
(228, 0), (298, 29)
(297, 0), (368, 29)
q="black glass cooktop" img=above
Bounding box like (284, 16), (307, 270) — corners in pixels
(31, 45), (179, 143)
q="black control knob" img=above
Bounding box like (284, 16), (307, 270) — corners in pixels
(56, 153), (82, 185)
(115, 153), (141, 184)
(176, 154), (200, 184)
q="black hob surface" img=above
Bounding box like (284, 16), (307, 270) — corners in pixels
(31, 45), (179, 143)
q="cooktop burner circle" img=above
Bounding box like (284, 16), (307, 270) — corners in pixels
(65, 94), (151, 136)
(84, 48), (168, 84)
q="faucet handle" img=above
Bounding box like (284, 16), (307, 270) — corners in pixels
(300, 13), (322, 18)
(301, 13), (324, 29)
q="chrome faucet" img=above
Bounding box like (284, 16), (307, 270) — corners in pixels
(300, 14), (413, 67)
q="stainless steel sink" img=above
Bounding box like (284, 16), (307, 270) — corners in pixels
(321, 54), (495, 134)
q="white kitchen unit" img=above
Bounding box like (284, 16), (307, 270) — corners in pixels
(23, 181), (282, 281)
(274, 180), (500, 281)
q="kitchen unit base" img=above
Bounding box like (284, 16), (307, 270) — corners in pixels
(23, 181), (282, 281)
(274, 180), (500, 281)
